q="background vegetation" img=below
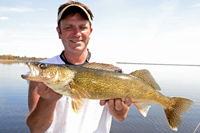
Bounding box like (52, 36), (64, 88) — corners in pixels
(0, 54), (47, 61)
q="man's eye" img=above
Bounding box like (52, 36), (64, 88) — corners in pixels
(65, 27), (71, 29)
(80, 26), (87, 30)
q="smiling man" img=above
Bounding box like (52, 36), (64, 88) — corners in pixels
(56, 3), (92, 64)
(26, 1), (131, 133)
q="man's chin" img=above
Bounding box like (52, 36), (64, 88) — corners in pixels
(72, 47), (87, 53)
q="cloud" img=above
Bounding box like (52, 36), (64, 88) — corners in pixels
(0, 16), (9, 20)
(0, 6), (34, 13)
(192, 3), (200, 7)
(21, 23), (56, 27)
(159, 0), (178, 15)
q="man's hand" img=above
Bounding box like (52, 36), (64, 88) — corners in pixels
(27, 82), (63, 133)
(37, 82), (62, 101)
(100, 98), (132, 122)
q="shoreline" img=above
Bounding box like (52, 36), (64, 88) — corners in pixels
(0, 59), (44, 63)
(0, 59), (24, 63)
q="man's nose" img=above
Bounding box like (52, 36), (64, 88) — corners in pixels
(73, 28), (81, 36)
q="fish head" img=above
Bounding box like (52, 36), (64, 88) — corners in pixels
(21, 62), (60, 82)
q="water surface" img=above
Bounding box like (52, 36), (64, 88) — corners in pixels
(0, 63), (29, 133)
(0, 63), (199, 133)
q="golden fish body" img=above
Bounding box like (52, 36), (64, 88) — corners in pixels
(21, 62), (193, 131)
(71, 66), (167, 103)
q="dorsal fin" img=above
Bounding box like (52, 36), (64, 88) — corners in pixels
(82, 62), (122, 72)
(130, 69), (161, 90)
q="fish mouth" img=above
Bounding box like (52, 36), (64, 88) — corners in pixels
(21, 62), (39, 79)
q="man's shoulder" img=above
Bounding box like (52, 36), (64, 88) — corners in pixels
(40, 55), (64, 64)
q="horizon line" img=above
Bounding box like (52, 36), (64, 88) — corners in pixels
(116, 62), (200, 67)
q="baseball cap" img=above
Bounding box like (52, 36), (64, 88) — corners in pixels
(57, 4), (92, 24)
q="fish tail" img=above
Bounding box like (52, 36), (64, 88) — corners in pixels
(164, 97), (194, 131)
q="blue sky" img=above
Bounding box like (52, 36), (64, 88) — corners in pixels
(0, 0), (200, 64)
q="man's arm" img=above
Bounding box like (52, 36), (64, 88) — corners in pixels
(100, 98), (131, 122)
(28, 81), (39, 112)
(26, 82), (62, 133)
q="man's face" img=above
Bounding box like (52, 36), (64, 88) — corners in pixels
(57, 13), (92, 54)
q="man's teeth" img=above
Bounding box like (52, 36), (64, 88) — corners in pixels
(72, 40), (81, 43)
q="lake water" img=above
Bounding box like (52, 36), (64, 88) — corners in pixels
(0, 63), (29, 133)
(0, 63), (199, 133)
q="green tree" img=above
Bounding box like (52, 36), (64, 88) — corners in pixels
(7, 54), (13, 59)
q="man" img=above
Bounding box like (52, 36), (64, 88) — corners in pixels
(26, 1), (131, 133)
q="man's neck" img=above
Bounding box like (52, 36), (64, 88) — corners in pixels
(64, 49), (88, 65)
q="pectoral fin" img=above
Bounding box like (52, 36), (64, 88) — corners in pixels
(71, 98), (85, 113)
(69, 82), (91, 99)
(69, 82), (91, 113)
(133, 102), (151, 117)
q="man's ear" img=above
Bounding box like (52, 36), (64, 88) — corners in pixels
(89, 28), (93, 39)
(90, 27), (93, 33)
(56, 27), (61, 39)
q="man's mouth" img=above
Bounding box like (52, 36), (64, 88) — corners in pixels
(70, 40), (83, 43)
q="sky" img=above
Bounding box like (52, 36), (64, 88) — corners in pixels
(0, 0), (200, 64)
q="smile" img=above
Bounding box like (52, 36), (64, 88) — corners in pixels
(71, 40), (82, 43)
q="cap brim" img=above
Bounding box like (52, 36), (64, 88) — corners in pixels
(57, 4), (92, 24)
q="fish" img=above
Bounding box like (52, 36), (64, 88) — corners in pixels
(21, 62), (194, 131)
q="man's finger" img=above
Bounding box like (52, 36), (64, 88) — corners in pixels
(99, 100), (107, 106)
(115, 98), (123, 111)
(107, 99), (115, 110)
(124, 98), (132, 107)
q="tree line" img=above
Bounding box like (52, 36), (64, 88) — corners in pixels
(0, 54), (47, 61)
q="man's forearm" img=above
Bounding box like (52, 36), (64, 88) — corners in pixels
(26, 97), (57, 133)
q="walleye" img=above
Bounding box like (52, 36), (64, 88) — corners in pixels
(21, 62), (193, 131)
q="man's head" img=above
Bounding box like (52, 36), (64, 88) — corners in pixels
(57, 1), (94, 30)
(56, 1), (93, 56)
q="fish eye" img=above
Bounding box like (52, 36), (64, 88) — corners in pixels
(39, 63), (47, 69)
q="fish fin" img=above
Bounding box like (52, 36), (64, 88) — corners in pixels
(164, 97), (194, 131)
(71, 98), (85, 113)
(130, 69), (161, 90)
(69, 82), (91, 99)
(132, 102), (151, 117)
(82, 62), (122, 73)
(69, 82), (90, 113)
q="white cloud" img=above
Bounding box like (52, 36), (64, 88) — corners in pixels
(192, 3), (200, 7)
(0, 16), (9, 20)
(89, 24), (200, 65)
(159, 0), (179, 15)
(0, 28), (62, 58)
(21, 23), (56, 27)
(0, 6), (34, 13)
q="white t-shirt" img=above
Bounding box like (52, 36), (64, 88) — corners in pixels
(39, 55), (112, 133)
